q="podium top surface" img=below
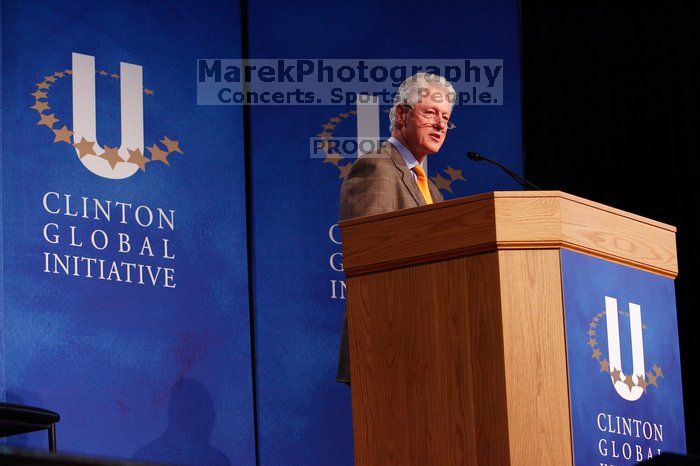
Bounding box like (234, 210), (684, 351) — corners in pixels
(340, 191), (677, 278)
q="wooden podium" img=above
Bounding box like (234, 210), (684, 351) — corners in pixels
(339, 191), (678, 466)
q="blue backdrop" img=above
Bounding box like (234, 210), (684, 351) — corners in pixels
(2, 0), (524, 464)
(1, 0), (255, 464)
(246, 1), (523, 465)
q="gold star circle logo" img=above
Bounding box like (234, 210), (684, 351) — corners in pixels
(587, 310), (663, 395)
(30, 68), (184, 175)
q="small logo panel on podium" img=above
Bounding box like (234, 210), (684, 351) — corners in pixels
(560, 250), (686, 465)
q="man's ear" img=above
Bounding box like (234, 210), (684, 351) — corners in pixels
(395, 104), (407, 127)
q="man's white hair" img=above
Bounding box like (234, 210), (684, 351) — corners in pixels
(389, 72), (456, 132)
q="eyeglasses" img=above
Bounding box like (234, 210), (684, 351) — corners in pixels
(403, 104), (456, 130)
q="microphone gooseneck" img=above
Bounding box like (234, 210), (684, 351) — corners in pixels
(466, 151), (541, 190)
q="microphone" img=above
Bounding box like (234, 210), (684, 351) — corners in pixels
(466, 151), (540, 190)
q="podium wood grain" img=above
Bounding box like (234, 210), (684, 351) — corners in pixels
(349, 253), (508, 465)
(341, 191), (677, 465)
(341, 191), (677, 278)
(497, 249), (571, 464)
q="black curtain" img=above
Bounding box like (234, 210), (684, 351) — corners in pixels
(521, 2), (699, 453)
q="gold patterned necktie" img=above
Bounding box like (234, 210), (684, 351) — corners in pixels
(411, 164), (433, 205)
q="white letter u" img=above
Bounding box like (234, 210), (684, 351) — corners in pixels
(72, 52), (143, 179)
(604, 296), (646, 401)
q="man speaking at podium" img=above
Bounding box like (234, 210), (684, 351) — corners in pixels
(336, 72), (457, 384)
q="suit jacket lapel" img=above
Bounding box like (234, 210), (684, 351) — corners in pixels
(386, 143), (426, 206)
(428, 176), (443, 203)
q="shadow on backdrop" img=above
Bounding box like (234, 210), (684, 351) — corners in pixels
(132, 378), (229, 466)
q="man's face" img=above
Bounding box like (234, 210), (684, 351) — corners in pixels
(397, 86), (453, 159)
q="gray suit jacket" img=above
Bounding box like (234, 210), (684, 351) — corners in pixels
(337, 142), (444, 384)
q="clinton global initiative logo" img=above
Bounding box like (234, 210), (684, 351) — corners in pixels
(30, 52), (184, 179)
(588, 296), (664, 401)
